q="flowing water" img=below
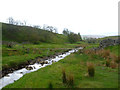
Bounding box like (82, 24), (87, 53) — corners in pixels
(0, 47), (83, 89)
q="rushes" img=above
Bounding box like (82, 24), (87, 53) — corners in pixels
(87, 62), (95, 77)
(84, 49), (119, 69)
(106, 59), (118, 69)
(102, 50), (110, 59)
(106, 59), (110, 67)
(84, 49), (111, 59)
(110, 61), (117, 69)
(62, 68), (74, 87)
(67, 73), (74, 87)
(62, 68), (67, 84)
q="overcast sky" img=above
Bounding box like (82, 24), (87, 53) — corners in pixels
(0, 0), (119, 36)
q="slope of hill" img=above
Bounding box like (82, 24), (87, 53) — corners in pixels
(2, 23), (69, 44)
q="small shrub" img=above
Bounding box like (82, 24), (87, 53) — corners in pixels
(106, 59), (110, 67)
(62, 68), (67, 84)
(87, 62), (95, 77)
(67, 73), (74, 87)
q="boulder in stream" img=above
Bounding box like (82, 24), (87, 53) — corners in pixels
(25, 66), (33, 70)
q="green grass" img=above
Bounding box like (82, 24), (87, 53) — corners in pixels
(85, 43), (99, 49)
(97, 35), (120, 41)
(4, 45), (118, 88)
(2, 43), (82, 70)
(105, 45), (119, 56)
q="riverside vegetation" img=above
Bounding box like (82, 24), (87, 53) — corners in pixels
(1, 22), (119, 88)
(4, 45), (119, 88)
(1, 23), (82, 77)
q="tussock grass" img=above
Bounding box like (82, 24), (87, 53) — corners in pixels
(106, 59), (110, 67)
(87, 62), (95, 77)
(67, 73), (74, 87)
(101, 50), (110, 59)
(110, 61), (117, 69)
(61, 68), (74, 87)
(62, 68), (67, 84)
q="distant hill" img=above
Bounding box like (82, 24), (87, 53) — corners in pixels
(81, 35), (120, 39)
(81, 35), (106, 39)
(97, 35), (120, 41)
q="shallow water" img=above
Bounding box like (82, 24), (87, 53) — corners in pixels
(0, 47), (83, 89)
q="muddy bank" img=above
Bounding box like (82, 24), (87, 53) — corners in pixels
(0, 48), (72, 78)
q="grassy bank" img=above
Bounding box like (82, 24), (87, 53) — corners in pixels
(2, 43), (82, 70)
(4, 45), (119, 88)
(2, 23), (69, 44)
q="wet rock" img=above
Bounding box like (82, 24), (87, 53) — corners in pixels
(36, 60), (41, 63)
(52, 60), (54, 62)
(6, 74), (10, 77)
(29, 60), (36, 65)
(20, 72), (23, 74)
(44, 61), (48, 64)
(59, 56), (62, 58)
(39, 61), (48, 65)
(52, 55), (56, 58)
(41, 63), (44, 66)
(48, 59), (51, 61)
(39, 61), (44, 64)
(33, 66), (36, 69)
(25, 66), (33, 70)
(10, 70), (13, 73)
(11, 68), (15, 71)
(36, 58), (41, 61)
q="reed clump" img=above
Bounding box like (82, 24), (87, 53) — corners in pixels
(87, 62), (95, 77)
(67, 73), (74, 87)
(62, 68), (67, 84)
(106, 59), (110, 67)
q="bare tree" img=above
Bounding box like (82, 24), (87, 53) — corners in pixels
(8, 17), (14, 24)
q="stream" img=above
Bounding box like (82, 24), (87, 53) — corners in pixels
(0, 47), (83, 89)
